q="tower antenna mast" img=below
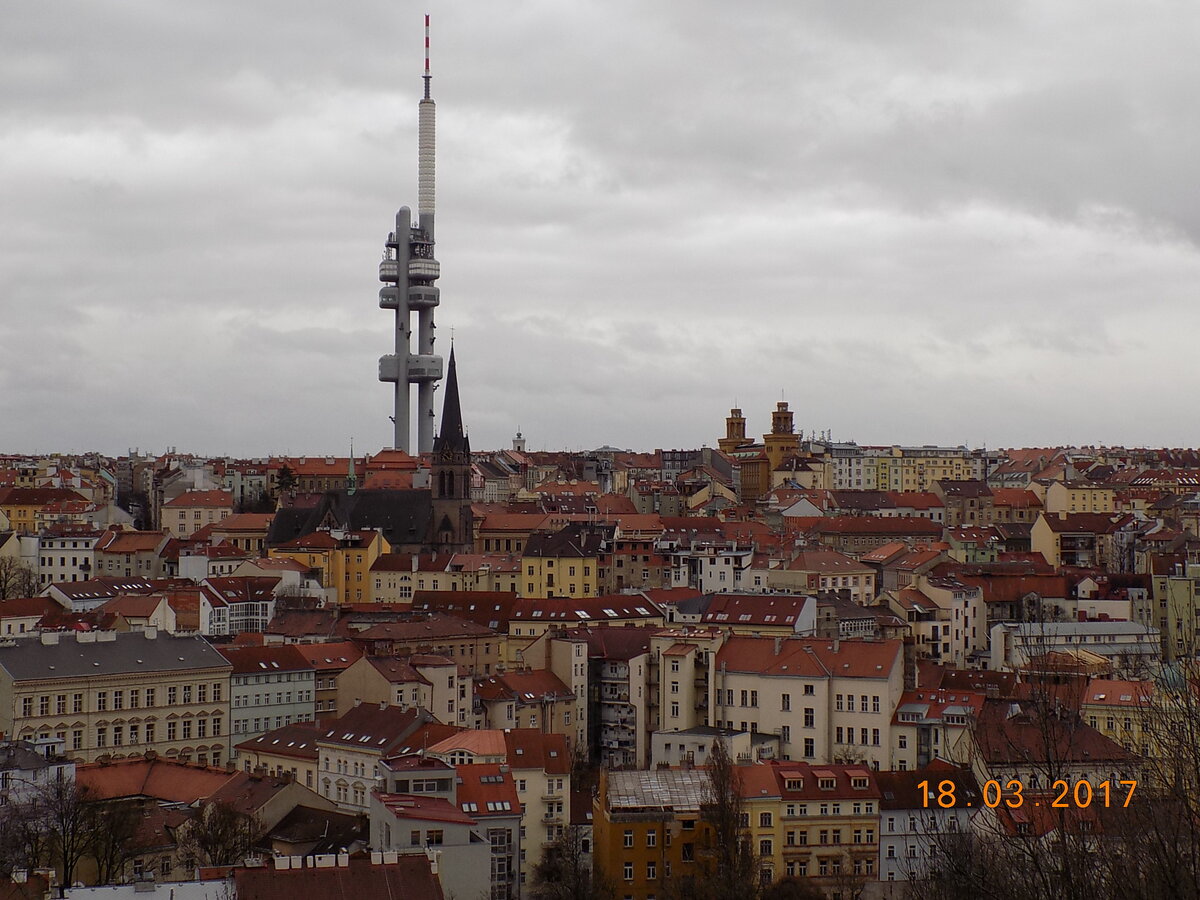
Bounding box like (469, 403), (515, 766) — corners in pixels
(378, 13), (444, 454)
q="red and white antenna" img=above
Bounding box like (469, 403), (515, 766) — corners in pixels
(418, 13), (436, 236)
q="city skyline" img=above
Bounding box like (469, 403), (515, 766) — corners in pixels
(4, 2), (1200, 456)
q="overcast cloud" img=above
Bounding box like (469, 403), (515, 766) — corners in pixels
(3, 1), (1199, 457)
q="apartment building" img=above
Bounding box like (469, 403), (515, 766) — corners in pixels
(338, 654), (470, 728)
(0, 629), (231, 765)
(221, 644), (316, 745)
(711, 637), (905, 770)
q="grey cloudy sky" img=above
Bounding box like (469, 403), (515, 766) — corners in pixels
(3, 1), (1199, 457)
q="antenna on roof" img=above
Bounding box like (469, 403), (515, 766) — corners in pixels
(423, 13), (432, 99)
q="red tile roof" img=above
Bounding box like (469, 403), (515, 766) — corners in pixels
(455, 763), (523, 818)
(233, 853), (444, 900)
(218, 644), (314, 675)
(291, 640), (362, 670)
(163, 490), (235, 509)
(715, 636), (902, 678)
(813, 516), (943, 536)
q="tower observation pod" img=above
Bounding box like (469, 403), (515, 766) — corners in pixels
(378, 14), (443, 454)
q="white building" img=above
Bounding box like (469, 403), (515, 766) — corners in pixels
(989, 620), (1161, 675)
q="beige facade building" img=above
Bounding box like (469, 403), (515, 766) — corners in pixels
(337, 654), (470, 728)
(0, 629), (232, 765)
(161, 489), (234, 538)
(711, 637), (905, 769)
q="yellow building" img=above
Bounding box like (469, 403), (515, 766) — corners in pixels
(1044, 480), (1117, 515)
(1148, 563), (1200, 661)
(0, 630), (232, 765)
(594, 767), (715, 900)
(0, 487), (87, 535)
(270, 528), (390, 605)
(740, 762), (881, 886)
(872, 447), (973, 492)
(520, 523), (607, 599)
(234, 721), (322, 791)
(160, 489), (234, 538)
(1080, 678), (1155, 758)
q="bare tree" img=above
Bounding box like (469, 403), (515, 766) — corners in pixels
(530, 824), (612, 900)
(699, 738), (758, 900)
(0, 556), (39, 600)
(38, 773), (95, 889)
(90, 799), (148, 884)
(176, 801), (259, 869)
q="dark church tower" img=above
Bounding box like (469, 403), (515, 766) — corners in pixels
(429, 347), (474, 552)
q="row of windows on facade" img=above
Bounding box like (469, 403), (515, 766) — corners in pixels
(232, 690), (313, 707)
(233, 671), (313, 688)
(233, 713), (309, 733)
(47, 717), (225, 750)
(20, 683), (223, 717)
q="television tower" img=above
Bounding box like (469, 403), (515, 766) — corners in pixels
(378, 14), (443, 454)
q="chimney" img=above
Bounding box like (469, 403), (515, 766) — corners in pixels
(143, 626), (158, 639)
(773, 636), (782, 656)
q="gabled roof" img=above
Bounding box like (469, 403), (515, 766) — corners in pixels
(475, 668), (573, 703)
(265, 609), (339, 639)
(812, 516), (943, 536)
(376, 792), (476, 825)
(700, 593), (812, 627)
(219, 643), (314, 675)
(76, 756), (245, 804)
(1038, 512), (1132, 534)
(236, 722), (321, 760)
(455, 763), (522, 818)
(876, 763), (979, 810)
(715, 636), (901, 679)
(0, 631), (229, 680)
(232, 853), (444, 900)
(786, 549), (872, 574)
(317, 705), (431, 753)
(350, 613), (497, 642)
(163, 490), (234, 509)
(290, 640), (362, 670)
(509, 595), (663, 624)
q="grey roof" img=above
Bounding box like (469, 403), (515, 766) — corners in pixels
(606, 769), (709, 812)
(0, 740), (58, 772)
(267, 490), (434, 549)
(0, 631), (231, 682)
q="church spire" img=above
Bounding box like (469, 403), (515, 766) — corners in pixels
(433, 345), (469, 459)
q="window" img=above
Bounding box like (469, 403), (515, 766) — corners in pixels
(836, 694), (843, 711)
(72, 693), (84, 713)
(624, 830), (634, 848)
(623, 863), (633, 881)
(647, 830), (657, 847)
(804, 707), (814, 728)
(167, 687), (177, 705)
(781, 693), (791, 711)
(759, 812), (772, 827)
(96, 691), (108, 712)
(646, 862), (656, 880)
(146, 688), (156, 707)
(759, 839), (772, 856)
